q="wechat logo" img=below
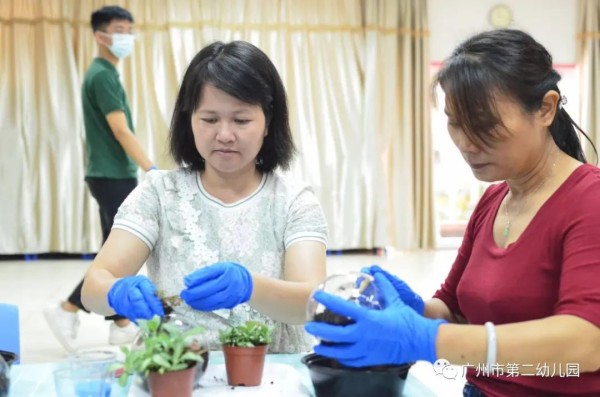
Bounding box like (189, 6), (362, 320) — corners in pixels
(433, 359), (458, 380)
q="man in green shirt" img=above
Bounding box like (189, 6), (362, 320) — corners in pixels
(44, 5), (155, 352)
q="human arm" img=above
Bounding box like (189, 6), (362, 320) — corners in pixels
(424, 298), (467, 323)
(180, 241), (326, 325)
(305, 275), (600, 372)
(425, 188), (482, 323)
(432, 184), (600, 371)
(306, 181), (600, 371)
(91, 70), (155, 171)
(81, 229), (155, 316)
(105, 111), (155, 171)
(436, 315), (600, 373)
(82, 173), (163, 318)
(248, 240), (326, 324)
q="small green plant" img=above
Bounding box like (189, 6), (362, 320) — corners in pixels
(219, 321), (272, 347)
(114, 315), (205, 386)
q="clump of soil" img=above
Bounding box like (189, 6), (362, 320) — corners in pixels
(313, 309), (355, 326)
(313, 304), (356, 348)
(313, 300), (393, 371)
(156, 291), (183, 315)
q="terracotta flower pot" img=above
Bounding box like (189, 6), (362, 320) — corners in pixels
(222, 345), (268, 386)
(140, 351), (209, 392)
(147, 364), (196, 397)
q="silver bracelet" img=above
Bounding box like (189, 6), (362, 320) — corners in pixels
(485, 321), (497, 368)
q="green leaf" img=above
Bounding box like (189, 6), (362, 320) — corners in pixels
(173, 343), (183, 363)
(219, 320), (272, 347)
(152, 353), (172, 369)
(118, 314), (206, 375)
(180, 351), (204, 363)
(171, 363), (188, 371)
(141, 357), (153, 371)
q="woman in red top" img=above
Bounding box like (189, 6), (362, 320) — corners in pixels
(305, 29), (600, 396)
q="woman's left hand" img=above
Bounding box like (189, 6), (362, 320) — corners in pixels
(180, 262), (253, 311)
(304, 273), (447, 367)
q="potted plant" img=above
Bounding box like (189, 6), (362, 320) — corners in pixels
(219, 321), (272, 386)
(116, 315), (206, 397)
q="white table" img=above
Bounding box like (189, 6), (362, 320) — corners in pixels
(8, 352), (439, 396)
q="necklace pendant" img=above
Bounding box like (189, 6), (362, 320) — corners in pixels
(503, 223), (510, 237)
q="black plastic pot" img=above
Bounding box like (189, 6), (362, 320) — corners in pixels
(302, 353), (413, 397)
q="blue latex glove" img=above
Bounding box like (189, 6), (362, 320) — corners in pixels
(180, 262), (253, 311)
(107, 275), (164, 321)
(304, 273), (447, 367)
(362, 264), (425, 315)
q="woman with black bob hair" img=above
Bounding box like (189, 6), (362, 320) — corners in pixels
(170, 40), (295, 173)
(82, 41), (328, 353)
(305, 29), (600, 396)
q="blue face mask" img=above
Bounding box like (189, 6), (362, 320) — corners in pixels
(108, 33), (134, 59)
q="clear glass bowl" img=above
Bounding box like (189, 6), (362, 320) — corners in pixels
(307, 272), (382, 325)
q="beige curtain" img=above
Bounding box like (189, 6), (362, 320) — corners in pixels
(0, 0), (93, 253)
(363, 0), (433, 249)
(578, 0), (600, 163)
(0, 0), (431, 253)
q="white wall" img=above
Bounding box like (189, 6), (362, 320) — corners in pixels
(429, 0), (577, 64)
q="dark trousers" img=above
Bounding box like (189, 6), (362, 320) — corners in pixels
(463, 383), (486, 397)
(67, 177), (137, 321)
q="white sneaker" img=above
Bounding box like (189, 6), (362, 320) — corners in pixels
(109, 322), (139, 345)
(43, 304), (80, 353)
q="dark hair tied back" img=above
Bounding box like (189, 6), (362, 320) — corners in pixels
(434, 29), (596, 164)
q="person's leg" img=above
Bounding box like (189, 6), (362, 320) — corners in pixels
(56, 178), (113, 317)
(86, 178), (141, 344)
(65, 280), (88, 312)
(57, 178), (112, 315)
(87, 177), (129, 244)
(89, 178), (137, 322)
(44, 279), (94, 352)
(44, 178), (138, 351)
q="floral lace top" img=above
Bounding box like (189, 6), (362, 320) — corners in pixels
(112, 168), (328, 353)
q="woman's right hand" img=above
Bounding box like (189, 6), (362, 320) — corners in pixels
(107, 275), (164, 321)
(364, 265), (425, 315)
